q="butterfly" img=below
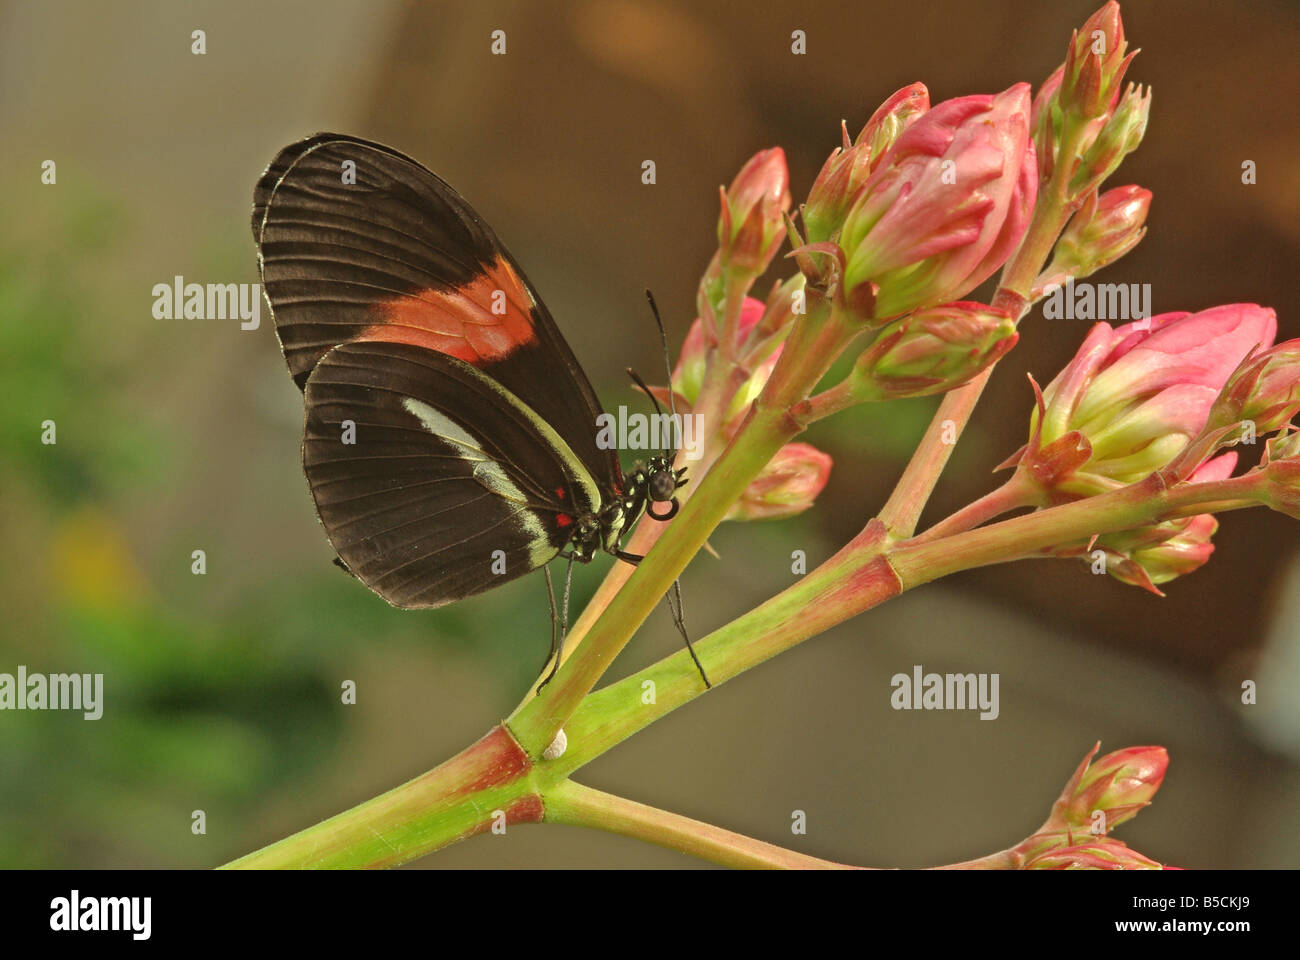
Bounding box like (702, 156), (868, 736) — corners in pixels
(252, 133), (709, 688)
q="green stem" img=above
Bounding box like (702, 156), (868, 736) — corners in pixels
(932, 848), (1025, 869)
(221, 726), (540, 869)
(545, 780), (859, 869)
(890, 472), (1266, 586)
(547, 522), (899, 780)
(716, 268), (750, 363)
(548, 472), (1268, 780)
(914, 470), (1044, 542)
(875, 368), (996, 536)
(227, 471), (1265, 869)
(799, 363), (875, 424)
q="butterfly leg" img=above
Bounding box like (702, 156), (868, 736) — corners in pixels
(666, 578), (711, 689)
(613, 550), (711, 689)
(537, 565), (560, 693)
(536, 554), (575, 694)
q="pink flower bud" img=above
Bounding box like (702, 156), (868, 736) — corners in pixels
(725, 442), (832, 521)
(1071, 82), (1151, 196)
(755, 275), (806, 342)
(1030, 66), (1064, 182)
(803, 142), (873, 246)
(717, 148), (791, 275)
(1259, 428), (1300, 520)
(839, 84), (1037, 320)
(1046, 454), (1235, 593)
(1114, 512), (1219, 591)
(1037, 185), (1151, 293)
(1046, 743), (1169, 834)
(803, 84), (931, 246)
(1206, 339), (1300, 437)
(1030, 65), (1064, 139)
(1059, 2), (1133, 122)
(1265, 427), (1300, 466)
(1012, 305), (1277, 498)
(1034, 3), (1136, 186)
(1025, 839), (1163, 870)
(851, 301), (1018, 400)
(855, 82), (931, 154)
(672, 297), (768, 403)
(723, 339), (785, 435)
(1100, 511), (1222, 595)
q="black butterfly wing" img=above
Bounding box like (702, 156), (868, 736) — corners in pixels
(253, 132), (622, 490)
(302, 339), (603, 609)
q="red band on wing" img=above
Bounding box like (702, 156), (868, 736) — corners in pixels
(357, 255), (538, 364)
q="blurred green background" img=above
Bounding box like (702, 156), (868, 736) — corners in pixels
(2, 0), (1298, 869)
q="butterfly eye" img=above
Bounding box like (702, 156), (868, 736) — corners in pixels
(648, 469), (677, 502)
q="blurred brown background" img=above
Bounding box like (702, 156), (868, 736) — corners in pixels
(1, 0), (1298, 869)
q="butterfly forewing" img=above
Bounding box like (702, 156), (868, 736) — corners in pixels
(302, 339), (602, 608)
(254, 132), (620, 490)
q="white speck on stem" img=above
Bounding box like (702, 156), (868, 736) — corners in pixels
(542, 729), (568, 760)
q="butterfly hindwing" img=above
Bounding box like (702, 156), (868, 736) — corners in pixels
(254, 132), (621, 491)
(302, 339), (602, 609)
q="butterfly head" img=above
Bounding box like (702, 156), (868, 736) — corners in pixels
(644, 456), (687, 521)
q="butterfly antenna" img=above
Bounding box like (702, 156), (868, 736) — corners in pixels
(627, 367), (664, 418)
(627, 366), (676, 463)
(643, 289), (680, 460)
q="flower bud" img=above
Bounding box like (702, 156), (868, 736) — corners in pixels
(1034, 2), (1137, 185)
(1025, 839), (1163, 870)
(1030, 66), (1064, 183)
(803, 140), (874, 247)
(1205, 339), (1300, 438)
(717, 148), (791, 274)
(1059, 2), (1133, 123)
(1051, 454), (1232, 594)
(850, 301), (1018, 400)
(672, 297), (768, 403)
(802, 84), (930, 246)
(1094, 510), (1221, 596)
(656, 296), (788, 454)
(855, 81), (930, 155)
(723, 340), (785, 436)
(1007, 305), (1277, 498)
(1036, 185), (1150, 294)
(1071, 82), (1151, 196)
(755, 274), (806, 341)
(1265, 427), (1300, 465)
(1030, 65), (1064, 138)
(839, 84), (1037, 320)
(725, 442), (832, 521)
(1260, 429), (1300, 520)
(1045, 742), (1169, 834)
